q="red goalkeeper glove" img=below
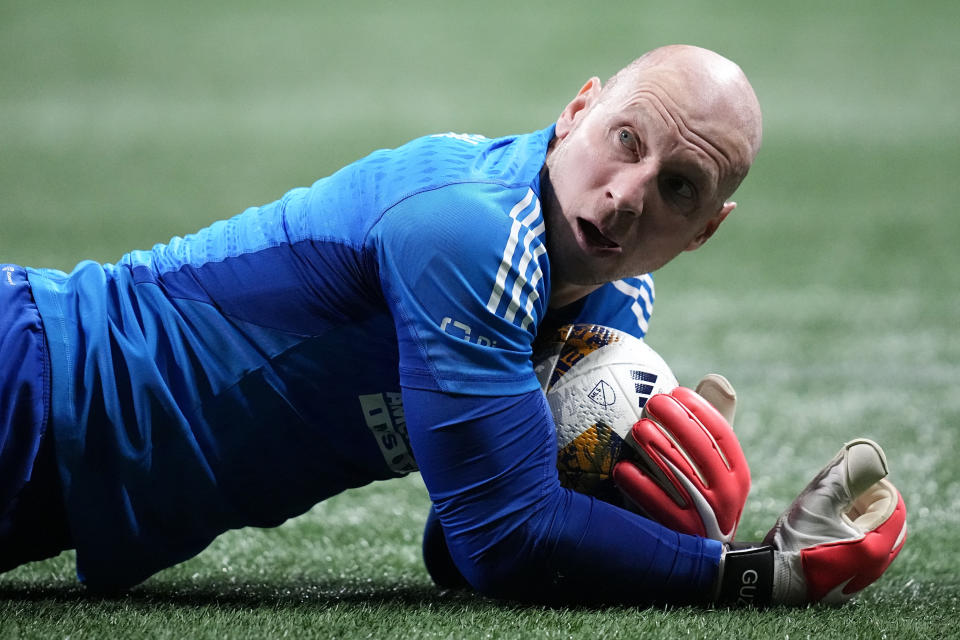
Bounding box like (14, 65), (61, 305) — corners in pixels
(612, 374), (750, 543)
(716, 439), (907, 606)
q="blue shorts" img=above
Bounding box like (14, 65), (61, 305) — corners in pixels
(0, 265), (72, 573)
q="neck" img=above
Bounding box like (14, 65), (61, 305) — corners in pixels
(549, 281), (602, 309)
(540, 165), (603, 309)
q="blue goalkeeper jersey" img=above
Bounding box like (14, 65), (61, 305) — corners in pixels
(25, 125), (718, 596)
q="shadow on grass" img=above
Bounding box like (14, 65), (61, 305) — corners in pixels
(0, 577), (506, 613)
(0, 576), (691, 614)
(4, 574), (954, 619)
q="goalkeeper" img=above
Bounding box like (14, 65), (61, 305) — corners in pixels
(0, 44), (904, 605)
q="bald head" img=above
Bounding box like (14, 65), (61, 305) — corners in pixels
(604, 45), (763, 199)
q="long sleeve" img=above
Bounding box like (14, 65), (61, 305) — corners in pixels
(406, 386), (721, 604)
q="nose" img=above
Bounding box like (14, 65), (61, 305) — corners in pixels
(607, 164), (657, 215)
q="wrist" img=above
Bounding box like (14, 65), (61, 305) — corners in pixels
(715, 544), (775, 607)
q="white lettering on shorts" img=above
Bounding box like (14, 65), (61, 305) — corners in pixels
(358, 392), (418, 475)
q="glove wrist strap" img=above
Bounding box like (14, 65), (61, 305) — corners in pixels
(716, 544), (775, 607)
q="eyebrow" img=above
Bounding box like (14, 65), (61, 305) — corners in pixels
(626, 118), (719, 198)
(666, 116), (728, 196)
(617, 92), (724, 195)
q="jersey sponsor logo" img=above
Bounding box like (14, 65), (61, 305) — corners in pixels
(486, 188), (546, 332)
(440, 317), (498, 347)
(611, 276), (655, 335)
(358, 392), (418, 475)
(2, 266), (14, 286)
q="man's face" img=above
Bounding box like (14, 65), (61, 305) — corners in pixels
(542, 67), (749, 290)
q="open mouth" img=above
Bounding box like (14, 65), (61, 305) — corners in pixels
(577, 219), (620, 250)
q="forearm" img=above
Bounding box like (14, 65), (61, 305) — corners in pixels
(529, 486), (721, 604)
(407, 387), (721, 604)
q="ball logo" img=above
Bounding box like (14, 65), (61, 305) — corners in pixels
(588, 379), (616, 407)
(535, 323), (678, 496)
(631, 369), (659, 408)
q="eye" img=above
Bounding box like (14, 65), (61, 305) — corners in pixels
(661, 175), (697, 204)
(617, 128), (638, 153)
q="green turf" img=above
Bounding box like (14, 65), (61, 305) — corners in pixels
(2, 0), (959, 637)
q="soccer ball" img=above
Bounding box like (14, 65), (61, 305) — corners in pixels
(533, 323), (679, 501)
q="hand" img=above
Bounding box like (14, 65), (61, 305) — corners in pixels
(717, 439), (907, 606)
(612, 374), (750, 543)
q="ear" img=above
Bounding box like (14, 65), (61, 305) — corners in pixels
(685, 201), (736, 251)
(555, 77), (602, 139)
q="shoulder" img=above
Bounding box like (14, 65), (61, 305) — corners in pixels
(368, 128), (552, 286)
(375, 180), (540, 246)
(575, 275), (656, 339)
(365, 125), (554, 226)
(294, 126), (552, 248)
(373, 182), (547, 332)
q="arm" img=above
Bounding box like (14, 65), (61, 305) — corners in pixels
(417, 387), (907, 606)
(406, 386), (722, 604)
(371, 177), (718, 602)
